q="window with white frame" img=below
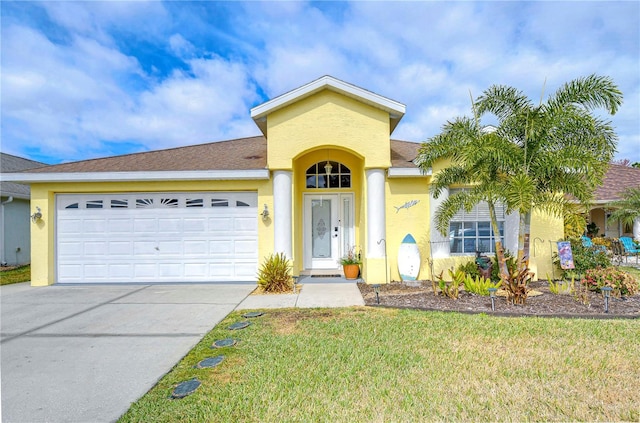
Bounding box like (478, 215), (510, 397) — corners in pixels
(448, 189), (505, 254)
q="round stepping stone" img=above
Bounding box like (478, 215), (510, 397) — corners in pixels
(195, 355), (225, 369)
(171, 378), (200, 399)
(242, 311), (264, 318)
(212, 338), (237, 348)
(228, 321), (251, 330)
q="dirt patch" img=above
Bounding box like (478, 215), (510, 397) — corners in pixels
(358, 281), (640, 318)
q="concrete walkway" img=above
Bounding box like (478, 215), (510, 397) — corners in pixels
(236, 277), (365, 310)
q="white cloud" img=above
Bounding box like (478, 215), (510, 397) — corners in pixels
(1, 1), (638, 164)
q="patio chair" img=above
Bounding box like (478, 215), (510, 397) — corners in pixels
(581, 236), (606, 253)
(619, 237), (639, 263)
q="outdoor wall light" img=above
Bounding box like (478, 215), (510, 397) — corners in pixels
(31, 206), (43, 223)
(488, 287), (498, 311)
(260, 204), (269, 220)
(601, 286), (613, 313)
(373, 284), (381, 305)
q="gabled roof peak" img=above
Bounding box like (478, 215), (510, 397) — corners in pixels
(250, 75), (405, 135)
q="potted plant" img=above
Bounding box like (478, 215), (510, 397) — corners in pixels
(340, 246), (362, 280)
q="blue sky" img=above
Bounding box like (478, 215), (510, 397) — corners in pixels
(2, 1), (639, 165)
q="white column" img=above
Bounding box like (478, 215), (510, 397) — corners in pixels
(366, 169), (386, 257)
(633, 218), (640, 242)
(273, 170), (292, 258)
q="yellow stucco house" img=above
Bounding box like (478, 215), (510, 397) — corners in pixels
(8, 76), (561, 286)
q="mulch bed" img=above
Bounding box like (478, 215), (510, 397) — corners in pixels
(358, 281), (640, 318)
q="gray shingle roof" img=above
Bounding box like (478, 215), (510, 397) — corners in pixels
(594, 164), (640, 203)
(0, 153), (47, 198)
(20, 137), (422, 174)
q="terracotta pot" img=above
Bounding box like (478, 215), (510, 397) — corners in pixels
(343, 264), (360, 280)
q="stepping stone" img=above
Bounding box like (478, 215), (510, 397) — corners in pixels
(171, 378), (200, 399)
(211, 338), (238, 348)
(228, 321), (251, 330)
(195, 355), (225, 369)
(242, 311), (265, 318)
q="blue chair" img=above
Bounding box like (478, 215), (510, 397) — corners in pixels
(581, 236), (606, 253)
(619, 237), (639, 263)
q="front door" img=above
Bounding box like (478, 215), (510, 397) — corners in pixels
(304, 194), (354, 270)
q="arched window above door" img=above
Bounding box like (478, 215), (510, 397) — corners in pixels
(306, 161), (351, 188)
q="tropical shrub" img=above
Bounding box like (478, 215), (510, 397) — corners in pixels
(581, 267), (638, 296)
(435, 269), (464, 299)
(463, 274), (501, 296)
(257, 253), (293, 293)
(456, 260), (481, 280)
(547, 278), (573, 295)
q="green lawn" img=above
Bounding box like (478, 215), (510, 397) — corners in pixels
(120, 308), (640, 423)
(0, 265), (30, 285)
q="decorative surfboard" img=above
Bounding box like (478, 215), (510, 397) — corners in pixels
(397, 234), (421, 281)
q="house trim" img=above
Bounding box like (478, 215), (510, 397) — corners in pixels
(2, 170), (271, 183)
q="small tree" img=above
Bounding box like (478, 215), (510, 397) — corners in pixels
(606, 187), (640, 235)
(418, 75), (623, 304)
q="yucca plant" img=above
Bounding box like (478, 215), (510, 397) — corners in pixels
(257, 253), (293, 293)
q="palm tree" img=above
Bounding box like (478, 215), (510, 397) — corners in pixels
(418, 75), (622, 302)
(607, 187), (640, 237)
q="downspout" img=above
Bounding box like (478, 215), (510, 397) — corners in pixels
(1, 196), (14, 265)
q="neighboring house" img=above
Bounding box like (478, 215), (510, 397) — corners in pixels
(0, 153), (46, 266)
(4, 76), (561, 286)
(589, 164), (640, 240)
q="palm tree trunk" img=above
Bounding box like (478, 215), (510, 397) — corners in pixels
(489, 203), (509, 280)
(516, 211), (532, 272)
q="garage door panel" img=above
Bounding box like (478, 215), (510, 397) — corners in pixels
(235, 240), (258, 254)
(84, 264), (108, 279)
(210, 240), (232, 255)
(58, 242), (83, 256)
(58, 264), (82, 280)
(159, 218), (183, 233)
(234, 217), (257, 231)
(159, 263), (182, 277)
(108, 219), (133, 232)
(133, 241), (157, 255)
(57, 193), (258, 283)
(59, 219), (82, 234)
(109, 241), (132, 255)
(184, 240), (208, 256)
(109, 264), (132, 278)
(134, 264), (157, 278)
(184, 218), (207, 232)
(208, 262), (233, 278)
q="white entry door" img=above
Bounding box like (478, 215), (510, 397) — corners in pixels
(303, 193), (354, 270)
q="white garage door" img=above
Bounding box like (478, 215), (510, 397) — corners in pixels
(56, 193), (258, 283)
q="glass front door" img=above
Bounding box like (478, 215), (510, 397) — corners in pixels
(304, 194), (354, 270)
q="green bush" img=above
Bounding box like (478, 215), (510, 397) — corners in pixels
(257, 253), (293, 293)
(562, 238), (611, 277)
(456, 260), (481, 279)
(463, 274), (502, 296)
(581, 267), (638, 296)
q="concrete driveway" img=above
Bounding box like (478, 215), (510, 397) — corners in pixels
(0, 282), (254, 423)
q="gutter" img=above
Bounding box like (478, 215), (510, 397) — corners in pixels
(0, 169), (271, 184)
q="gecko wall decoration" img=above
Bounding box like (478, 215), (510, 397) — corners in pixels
(394, 199), (420, 213)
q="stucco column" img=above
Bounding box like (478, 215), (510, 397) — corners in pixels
(366, 169), (386, 257)
(273, 170), (292, 258)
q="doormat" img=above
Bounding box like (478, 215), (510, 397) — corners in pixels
(311, 274), (342, 278)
